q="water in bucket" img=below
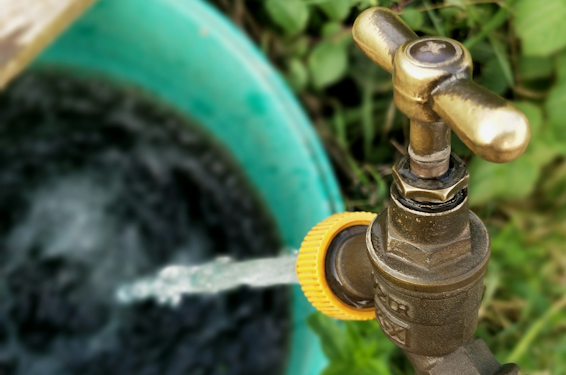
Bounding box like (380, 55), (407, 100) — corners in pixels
(0, 71), (293, 375)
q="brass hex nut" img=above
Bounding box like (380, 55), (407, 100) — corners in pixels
(382, 182), (474, 270)
(385, 218), (472, 270)
(392, 164), (469, 203)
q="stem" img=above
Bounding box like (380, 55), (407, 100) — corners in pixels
(423, 0), (446, 37)
(361, 82), (375, 159)
(463, 0), (517, 50)
(506, 294), (566, 363)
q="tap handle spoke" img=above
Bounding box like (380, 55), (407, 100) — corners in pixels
(353, 7), (530, 166)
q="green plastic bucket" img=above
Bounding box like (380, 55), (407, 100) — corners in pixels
(35, 0), (344, 373)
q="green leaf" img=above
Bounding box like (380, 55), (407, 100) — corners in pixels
(556, 50), (566, 82)
(400, 9), (424, 30)
(514, 102), (542, 137)
(438, 6), (460, 21)
(529, 131), (562, 167)
(308, 313), (403, 373)
(509, 102), (554, 166)
(451, 133), (473, 158)
(468, 41), (495, 64)
(318, 0), (352, 21)
(468, 155), (540, 206)
(324, 361), (389, 375)
(286, 58), (309, 91)
(307, 314), (349, 360)
(514, 101), (558, 166)
(445, 0), (466, 9)
(373, 0), (399, 7)
(544, 82), (566, 161)
(468, 101), (545, 206)
(363, 359), (392, 374)
(546, 81), (566, 143)
(308, 40), (348, 88)
(287, 36), (310, 58)
(355, 0), (379, 8)
(519, 56), (554, 81)
(463, 1), (515, 50)
(331, 106), (347, 149)
(265, 0), (310, 35)
(423, 0), (446, 37)
(321, 22), (343, 37)
(514, 0), (566, 56)
(321, 362), (353, 375)
(488, 36), (514, 87)
(480, 58), (509, 95)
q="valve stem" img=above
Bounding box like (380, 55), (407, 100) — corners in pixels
(409, 120), (451, 178)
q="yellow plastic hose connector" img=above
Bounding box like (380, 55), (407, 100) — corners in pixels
(296, 212), (377, 320)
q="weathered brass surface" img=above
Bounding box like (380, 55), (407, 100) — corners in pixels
(432, 80), (531, 163)
(367, 188), (489, 355)
(406, 339), (521, 375)
(353, 6), (530, 178)
(382, 186), (473, 270)
(353, 7), (417, 73)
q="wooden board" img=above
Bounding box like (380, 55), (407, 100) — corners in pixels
(0, 0), (97, 88)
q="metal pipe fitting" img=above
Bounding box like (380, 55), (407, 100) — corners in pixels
(368, 183), (488, 356)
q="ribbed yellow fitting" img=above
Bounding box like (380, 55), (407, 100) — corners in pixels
(296, 212), (377, 320)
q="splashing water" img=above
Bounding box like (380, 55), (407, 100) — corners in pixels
(116, 253), (299, 306)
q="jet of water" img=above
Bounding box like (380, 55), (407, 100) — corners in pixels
(116, 253), (299, 307)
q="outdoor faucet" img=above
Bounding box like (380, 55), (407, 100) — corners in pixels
(296, 7), (530, 375)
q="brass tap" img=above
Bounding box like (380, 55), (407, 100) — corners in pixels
(354, 7), (530, 178)
(297, 7), (530, 375)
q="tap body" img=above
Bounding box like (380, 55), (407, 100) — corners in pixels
(297, 7), (531, 375)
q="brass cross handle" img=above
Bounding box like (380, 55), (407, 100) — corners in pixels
(353, 7), (530, 178)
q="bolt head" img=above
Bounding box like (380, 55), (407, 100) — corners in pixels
(407, 38), (461, 65)
(392, 164), (469, 203)
(386, 222), (472, 270)
(392, 37), (472, 122)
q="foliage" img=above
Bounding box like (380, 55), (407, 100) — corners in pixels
(210, 0), (566, 373)
(514, 0), (566, 57)
(307, 314), (411, 374)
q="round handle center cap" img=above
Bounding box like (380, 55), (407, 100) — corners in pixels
(407, 38), (460, 64)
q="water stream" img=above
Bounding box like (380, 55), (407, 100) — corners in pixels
(116, 253), (299, 306)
